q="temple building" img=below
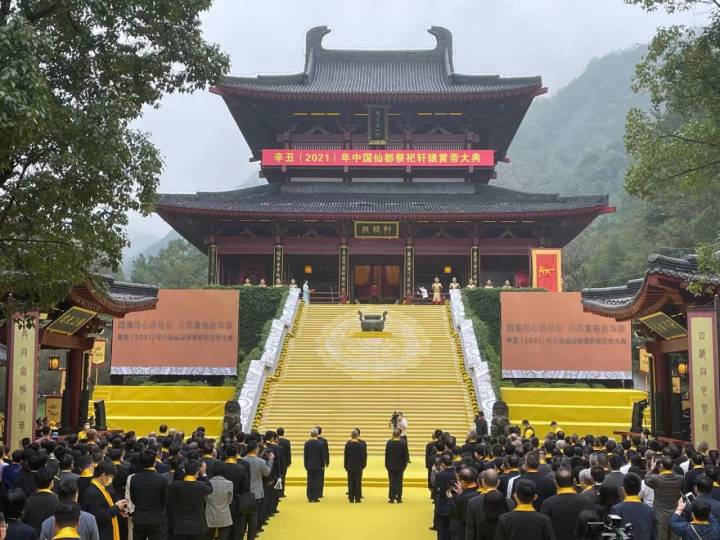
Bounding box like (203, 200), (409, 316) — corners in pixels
(2, 276), (158, 447)
(582, 253), (720, 446)
(157, 26), (613, 301)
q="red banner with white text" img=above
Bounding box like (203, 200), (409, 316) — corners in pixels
(261, 148), (494, 168)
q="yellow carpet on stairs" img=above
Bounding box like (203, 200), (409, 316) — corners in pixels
(259, 485), (434, 540)
(256, 304), (476, 488)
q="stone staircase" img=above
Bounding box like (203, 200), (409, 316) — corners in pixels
(255, 304), (476, 486)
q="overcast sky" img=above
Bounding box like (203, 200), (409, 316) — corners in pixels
(128, 0), (707, 241)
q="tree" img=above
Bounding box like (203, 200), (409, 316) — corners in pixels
(624, 0), (720, 287)
(131, 239), (207, 288)
(0, 1), (228, 310)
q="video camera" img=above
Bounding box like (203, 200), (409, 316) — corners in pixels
(585, 515), (633, 539)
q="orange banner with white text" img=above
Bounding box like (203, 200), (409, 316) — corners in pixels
(532, 249), (563, 292)
(111, 289), (239, 376)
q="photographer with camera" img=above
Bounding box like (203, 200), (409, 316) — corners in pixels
(646, 455), (684, 540)
(670, 497), (720, 539)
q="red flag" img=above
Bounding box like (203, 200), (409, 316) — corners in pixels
(532, 250), (562, 292)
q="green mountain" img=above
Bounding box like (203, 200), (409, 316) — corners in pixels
(496, 46), (716, 291)
(500, 45), (648, 198)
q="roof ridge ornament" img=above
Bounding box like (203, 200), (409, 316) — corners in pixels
(305, 25), (331, 58)
(428, 26), (454, 72)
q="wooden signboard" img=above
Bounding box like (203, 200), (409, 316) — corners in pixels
(639, 312), (687, 340)
(354, 221), (399, 239)
(46, 306), (96, 335)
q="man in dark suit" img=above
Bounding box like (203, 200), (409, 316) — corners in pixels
(201, 442), (222, 479)
(23, 467), (58, 533)
(343, 430), (367, 503)
(384, 429), (409, 504)
(276, 428), (291, 498)
(434, 454), (457, 540)
(167, 460), (213, 540)
(515, 453), (556, 511)
(426, 431), (443, 492)
(76, 456), (95, 505)
(15, 452), (44, 497)
(601, 453), (625, 499)
(465, 469), (516, 540)
(3, 488), (37, 540)
(540, 468), (595, 540)
(495, 479), (555, 540)
(499, 455), (521, 497)
(314, 427), (329, 499)
(221, 444), (249, 540)
(262, 432), (283, 518)
(474, 413), (488, 439)
(687, 475), (720, 523)
(304, 429), (325, 503)
(128, 450), (168, 540)
(449, 467), (479, 540)
(82, 461), (128, 540)
(610, 473), (654, 540)
(684, 452), (706, 493)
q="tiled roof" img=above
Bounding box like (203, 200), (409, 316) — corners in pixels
(156, 183), (610, 220)
(104, 277), (159, 306)
(68, 276), (159, 316)
(581, 254), (720, 318)
(215, 27), (543, 99)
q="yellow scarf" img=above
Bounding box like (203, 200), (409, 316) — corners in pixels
(514, 503), (535, 512)
(53, 528), (81, 540)
(556, 487), (576, 495)
(37, 488), (54, 494)
(225, 458), (237, 464)
(80, 470), (93, 478)
(625, 495), (642, 503)
(183, 475), (197, 482)
(91, 479), (119, 540)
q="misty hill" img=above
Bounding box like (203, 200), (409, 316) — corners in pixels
(499, 45), (649, 199)
(123, 172), (261, 272)
(500, 45), (716, 290)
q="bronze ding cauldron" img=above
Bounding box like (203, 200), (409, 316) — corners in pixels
(357, 310), (388, 332)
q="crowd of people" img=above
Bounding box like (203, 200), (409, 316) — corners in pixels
(425, 421), (720, 540)
(4, 418), (720, 540)
(0, 424), (291, 540)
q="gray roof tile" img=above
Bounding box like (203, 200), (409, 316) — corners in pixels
(156, 183), (610, 219)
(218, 26), (542, 98)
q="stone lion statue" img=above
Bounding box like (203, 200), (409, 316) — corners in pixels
(222, 401), (242, 434)
(490, 399), (511, 438)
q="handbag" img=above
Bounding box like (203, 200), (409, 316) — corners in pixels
(235, 492), (257, 515)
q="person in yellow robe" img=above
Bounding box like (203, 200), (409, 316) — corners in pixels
(431, 277), (443, 305)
